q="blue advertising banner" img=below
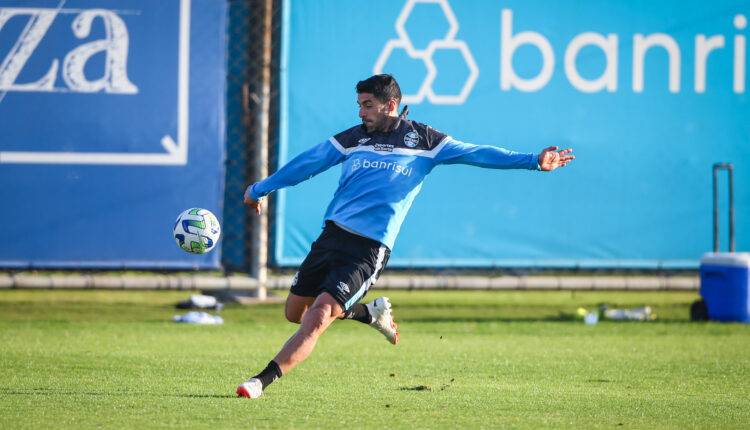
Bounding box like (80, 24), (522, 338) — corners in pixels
(278, 0), (749, 268)
(0, 0), (226, 268)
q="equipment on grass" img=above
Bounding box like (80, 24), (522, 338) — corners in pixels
(694, 163), (750, 323)
(172, 311), (224, 325)
(173, 208), (221, 254)
(699, 253), (750, 323)
(175, 294), (224, 310)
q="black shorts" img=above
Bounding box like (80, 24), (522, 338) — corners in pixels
(290, 221), (390, 311)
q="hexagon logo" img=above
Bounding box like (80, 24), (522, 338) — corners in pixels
(373, 0), (478, 105)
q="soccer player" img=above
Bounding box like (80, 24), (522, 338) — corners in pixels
(236, 74), (574, 398)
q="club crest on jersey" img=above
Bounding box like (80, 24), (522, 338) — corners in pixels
(404, 131), (420, 148)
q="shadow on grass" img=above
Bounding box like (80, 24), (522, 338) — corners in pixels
(400, 385), (431, 391)
(170, 394), (236, 399)
(0, 387), (234, 399)
(0, 388), (135, 396)
(401, 315), (575, 323)
(401, 314), (687, 323)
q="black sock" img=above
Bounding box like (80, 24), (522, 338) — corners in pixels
(253, 360), (282, 389)
(342, 303), (372, 324)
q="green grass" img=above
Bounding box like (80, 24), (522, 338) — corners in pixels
(0, 289), (748, 429)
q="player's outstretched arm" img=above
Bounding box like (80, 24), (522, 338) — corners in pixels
(243, 140), (346, 215)
(537, 146), (575, 171)
(433, 138), (575, 172)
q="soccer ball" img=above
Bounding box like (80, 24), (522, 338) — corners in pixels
(173, 208), (221, 254)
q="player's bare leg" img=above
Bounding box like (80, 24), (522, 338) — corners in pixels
(285, 291), (398, 345)
(237, 292), (343, 398)
(284, 293), (315, 323)
(273, 292), (342, 373)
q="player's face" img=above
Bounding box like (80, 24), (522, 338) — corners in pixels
(357, 93), (392, 132)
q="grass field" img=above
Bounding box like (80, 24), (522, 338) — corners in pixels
(0, 288), (748, 429)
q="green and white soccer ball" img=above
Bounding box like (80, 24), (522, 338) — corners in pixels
(173, 208), (221, 254)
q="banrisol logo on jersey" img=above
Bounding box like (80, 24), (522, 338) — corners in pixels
(351, 158), (413, 176)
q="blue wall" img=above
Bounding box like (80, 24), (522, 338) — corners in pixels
(0, 0), (226, 268)
(277, 0), (750, 268)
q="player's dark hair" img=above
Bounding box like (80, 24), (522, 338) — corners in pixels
(356, 74), (402, 104)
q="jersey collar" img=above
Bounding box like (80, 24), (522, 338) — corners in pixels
(360, 117), (404, 136)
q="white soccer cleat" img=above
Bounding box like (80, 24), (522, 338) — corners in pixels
(366, 297), (399, 345)
(236, 378), (263, 399)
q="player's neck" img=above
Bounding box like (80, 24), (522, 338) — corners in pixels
(375, 115), (399, 133)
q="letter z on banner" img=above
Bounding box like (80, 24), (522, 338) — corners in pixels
(0, 0), (191, 165)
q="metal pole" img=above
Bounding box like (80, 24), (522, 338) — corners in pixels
(248, 0), (274, 300)
(713, 165), (719, 253)
(728, 164), (735, 252)
(712, 163), (735, 253)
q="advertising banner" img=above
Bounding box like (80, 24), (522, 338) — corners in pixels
(278, 0), (749, 268)
(0, 0), (226, 268)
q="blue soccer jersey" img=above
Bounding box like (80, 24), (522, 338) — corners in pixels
(246, 119), (540, 250)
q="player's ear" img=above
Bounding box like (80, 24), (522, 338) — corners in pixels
(388, 98), (398, 114)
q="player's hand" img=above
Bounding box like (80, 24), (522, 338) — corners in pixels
(244, 195), (262, 215)
(538, 146), (575, 171)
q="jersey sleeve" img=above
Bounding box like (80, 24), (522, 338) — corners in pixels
(245, 139), (346, 200)
(433, 137), (540, 170)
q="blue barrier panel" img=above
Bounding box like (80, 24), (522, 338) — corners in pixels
(0, 0), (226, 269)
(277, 0), (749, 268)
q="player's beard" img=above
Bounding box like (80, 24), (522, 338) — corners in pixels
(363, 114), (391, 133)
(361, 119), (372, 132)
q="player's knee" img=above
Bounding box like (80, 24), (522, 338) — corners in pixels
(284, 296), (308, 324)
(285, 308), (303, 324)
